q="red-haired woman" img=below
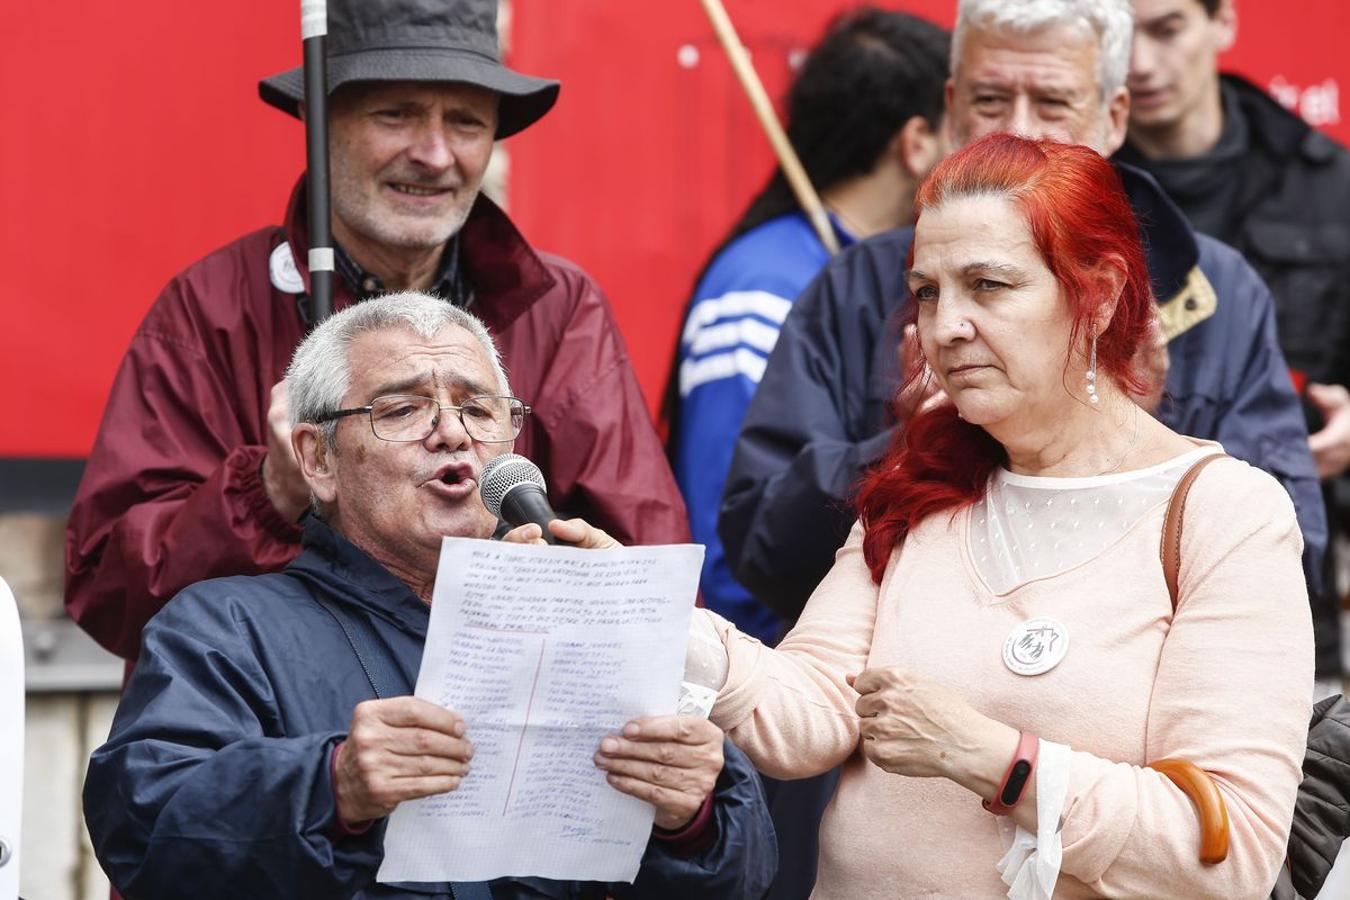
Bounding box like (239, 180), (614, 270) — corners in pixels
(681, 134), (1312, 898)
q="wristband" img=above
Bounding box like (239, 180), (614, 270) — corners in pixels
(982, 730), (1039, 815)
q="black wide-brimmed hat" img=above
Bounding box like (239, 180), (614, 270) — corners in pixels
(259, 0), (559, 139)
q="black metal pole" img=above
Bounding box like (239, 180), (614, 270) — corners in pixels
(301, 0), (333, 322)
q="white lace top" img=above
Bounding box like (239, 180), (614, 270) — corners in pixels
(970, 447), (1219, 596)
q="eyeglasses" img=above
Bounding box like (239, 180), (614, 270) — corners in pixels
(314, 394), (530, 443)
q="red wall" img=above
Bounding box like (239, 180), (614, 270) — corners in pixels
(1, 0), (304, 457)
(5, 1), (1347, 458)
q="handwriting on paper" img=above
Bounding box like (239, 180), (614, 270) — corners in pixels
(377, 539), (704, 885)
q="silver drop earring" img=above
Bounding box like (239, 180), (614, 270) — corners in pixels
(1086, 335), (1099, 405)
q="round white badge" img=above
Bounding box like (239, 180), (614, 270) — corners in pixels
(269, 242), (305, 294)
(1002, 617), (1069, 676)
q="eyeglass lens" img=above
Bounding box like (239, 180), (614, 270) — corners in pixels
(368, 395), (522, 442)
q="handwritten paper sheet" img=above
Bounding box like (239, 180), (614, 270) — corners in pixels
(377, 538), (704, 885)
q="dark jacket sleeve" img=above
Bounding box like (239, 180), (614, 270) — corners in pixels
(65, 274), (303, 660)
(1286, 695), (1350, 899)
(620, 740), (776, 899)
(1183, 247), (1328, 599)
(528, 264), (691, 547)
(84, 590), (378, 900)
(718, 258), (895, 621)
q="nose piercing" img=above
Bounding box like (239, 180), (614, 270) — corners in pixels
(955, 320), (973, 336)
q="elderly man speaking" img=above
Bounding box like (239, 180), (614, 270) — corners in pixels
(83, 294), (774, 900)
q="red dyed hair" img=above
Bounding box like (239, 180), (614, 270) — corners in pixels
(856, 134), (1155, 582)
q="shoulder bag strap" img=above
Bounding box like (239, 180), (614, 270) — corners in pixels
(1160, 453), (1231, 611)
(1149, 451), (1233, 865)
(306, 588), (403, 700)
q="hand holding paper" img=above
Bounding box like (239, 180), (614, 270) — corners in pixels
(595, 715), (724, 830)
(333, 697), (474, 828)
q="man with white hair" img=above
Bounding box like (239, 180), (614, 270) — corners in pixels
(721, 0), (1326, 676)
(83, 293), (775, 900)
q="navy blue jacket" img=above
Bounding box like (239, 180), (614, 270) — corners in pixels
(720, 163), (1326, 623)
(85, 518), (776, 900)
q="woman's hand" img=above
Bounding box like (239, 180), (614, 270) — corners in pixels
(850, 667), (1017, 784)
(501, 517), (622, 548)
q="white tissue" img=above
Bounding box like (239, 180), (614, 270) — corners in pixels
(996, 739), (1071, 900)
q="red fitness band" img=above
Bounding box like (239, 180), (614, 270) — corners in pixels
(983, 730), (1039, 816)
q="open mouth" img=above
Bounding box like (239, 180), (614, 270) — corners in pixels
(437, 467), (472, 486)
(429, 462), (477, 494)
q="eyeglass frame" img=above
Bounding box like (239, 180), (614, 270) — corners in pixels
(312, 393), (532, 443)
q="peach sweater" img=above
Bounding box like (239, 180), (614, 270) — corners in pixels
(710, 456), (1313, 899)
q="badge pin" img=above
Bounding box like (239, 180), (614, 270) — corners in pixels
(269, 242), (305, 294)
(1002, 617), (1069, 676)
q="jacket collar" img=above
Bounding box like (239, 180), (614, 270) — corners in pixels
(1113, 160), (1200, 305)
(1220, 72), (1326, 163)
(1114, 161), (1218, 339)
(281, 174), (558, 331)
(284, 514), (432, 639)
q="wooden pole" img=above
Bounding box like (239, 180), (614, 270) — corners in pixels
(699, 0), (840, 255)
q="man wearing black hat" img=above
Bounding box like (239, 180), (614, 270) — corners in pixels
(65, 0), (690, 663)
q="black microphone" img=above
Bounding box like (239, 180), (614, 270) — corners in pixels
(479, 453), (567, 545)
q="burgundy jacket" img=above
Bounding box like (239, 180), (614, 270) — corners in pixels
(66, 179), (690, 660)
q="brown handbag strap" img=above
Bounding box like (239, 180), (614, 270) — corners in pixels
(1160, 453), (1231, 611)
(1146, 758), (1231, 864)
(1150, 452), (1234, 865)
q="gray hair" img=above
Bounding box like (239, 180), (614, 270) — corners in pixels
(953, 0), (1133, 100)
(286, 291), (512, 447)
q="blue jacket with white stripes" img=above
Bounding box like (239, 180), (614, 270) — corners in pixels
(719, 164), (1327, 628)
(671, 213), (853, 642)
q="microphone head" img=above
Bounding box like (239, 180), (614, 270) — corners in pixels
(478, 453), (548, 520)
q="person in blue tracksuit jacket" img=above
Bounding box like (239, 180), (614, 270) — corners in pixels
(85, 295), (775, 900)
(667, 8), (950, 644)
